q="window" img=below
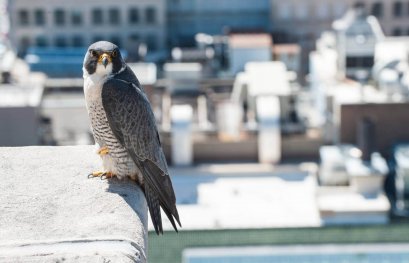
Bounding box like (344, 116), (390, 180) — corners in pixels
(71, 10), (82, 26)
(109, 8), (120, 25)
(295, 3), (308, 20)
(92, 8), (103, 25)
(371, 2), (383, 18)
(55, 36), (67, 47)
(20, 37), (30, 47)
(36, 36), (48, 47)
(354, 2), (365, 9)
(54, 9), (65, 26)
(362, 57), (374, 67)
(18, 10), (29, 26)
(146, 34), (157, 51)
(346, 57), (360, 68)
(393, 27), (402, 36)
(278, 3), (291, 20)
(145, 7), (156, 24)
(19, 36), (30, 56)
(406, 3), (409, 15)
(129, 8), (139, 24)
(34, 9), (45, 26)
(346, 56), (374, 68)
(72, 35), (84, 47)
(394, 1), (403, 17)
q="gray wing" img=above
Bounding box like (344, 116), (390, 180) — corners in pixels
(101, 76), (181, 235)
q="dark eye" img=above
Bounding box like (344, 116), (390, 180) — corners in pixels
(89, 50), (97, 57)
(112, 50), (118, 58)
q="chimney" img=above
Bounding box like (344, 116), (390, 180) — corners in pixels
(357, 117), (376, 161)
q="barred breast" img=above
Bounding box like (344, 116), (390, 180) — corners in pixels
(84, 76), (143, 183)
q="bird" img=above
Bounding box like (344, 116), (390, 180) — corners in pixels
(82, 41), (181, 235)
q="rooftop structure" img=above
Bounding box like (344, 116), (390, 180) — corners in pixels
(272, 44), (301, 79)
(0, 48), (46, 146)
(333, 7), (384, 80)
(394, 144), (409, 213)
(0, 82), (44, 146)
(228, 33), (272, 75)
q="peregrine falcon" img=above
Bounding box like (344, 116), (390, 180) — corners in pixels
(83, 41), (181, 235)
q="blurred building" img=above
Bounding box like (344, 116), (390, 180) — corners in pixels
(271, 0), (409, 78)
(8, 0), (167, 59)
(167, 0), (271, 47)
(9, 0), (271, 57)
(0, 0), (9, 38)
(0, 56), (46, 146)
(271, 0), (349, 77)
(340, 103), (409, 158)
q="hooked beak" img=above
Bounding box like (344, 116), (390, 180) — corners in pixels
(102, 57), (108, 68)
(99, 53), (111, 68)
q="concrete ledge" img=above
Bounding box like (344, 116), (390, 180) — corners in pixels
(0, 146), (148, 262)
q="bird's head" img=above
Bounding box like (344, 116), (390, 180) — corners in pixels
(83, 41), (124, 78)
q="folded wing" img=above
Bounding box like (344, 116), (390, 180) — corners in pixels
(101, 77), (181, 234)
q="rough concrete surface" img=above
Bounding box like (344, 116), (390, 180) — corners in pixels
(0, 146), (148, 262)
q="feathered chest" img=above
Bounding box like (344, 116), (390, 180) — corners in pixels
(83, 76), (111, 141)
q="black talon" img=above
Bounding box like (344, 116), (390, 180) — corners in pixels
(100, 173), (107, 180)
(87, 173), (93, 179)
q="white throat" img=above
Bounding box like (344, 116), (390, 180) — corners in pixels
(83, 63), (113, 84)
(83, 63), (114, 107)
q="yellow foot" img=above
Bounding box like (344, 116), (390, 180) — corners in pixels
(97, 146), (109, 156)
(87, 171), (115, 180)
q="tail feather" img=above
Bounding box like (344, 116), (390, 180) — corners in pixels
(133, 158), (181, 234)
(142, 160), (181, 231)
(145, 183), (163, 235)
(161, 202), (180, 232)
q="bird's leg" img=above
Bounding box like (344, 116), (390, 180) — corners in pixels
(100, 172), (115, 180)
(97, 146), (109, 156)
(87, 171), (115, 180)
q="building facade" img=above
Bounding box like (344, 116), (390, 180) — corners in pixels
(0, 0), (9, 38)
(167, 0), (271, 47)
(271, 0), (409, 78)
(9, 0), (271, 55)
(9, 0), (409, 71)
(272, 0), (409, 41)
(8, 0), (166, 58)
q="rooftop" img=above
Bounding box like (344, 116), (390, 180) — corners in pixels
(167, 162), (389, 231)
